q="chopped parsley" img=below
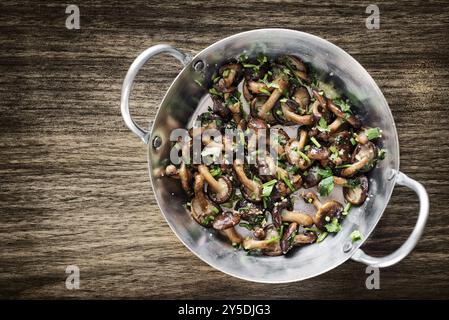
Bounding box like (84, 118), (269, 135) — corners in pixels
(318, 176), (334, 197)
(209, 166), (221, 177)
(222, 69), (230, 78)
(343, 202), (352, 216)
(297, 150), (312, 164)
(282, 176), (295, 192)
(318, 167), (333, 179)
(317, 118), (330, 133)
(324, 217), (341, 233)
(350, 230), (363, 242)
(262, 179), (277, 197)
(333, 98), (352, 114)
(211, 207), (220, 214)
(365, 127), (382, 140)
(265, 236), (280, 245)
(209, 87), (222, 97)
(259, 88), (272, 96)
(317, 232), (328, 243)
(378, 148), (387, 160)
(310, 136), (321, 148)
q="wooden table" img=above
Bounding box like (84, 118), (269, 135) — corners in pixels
(1, 0), (448, 299)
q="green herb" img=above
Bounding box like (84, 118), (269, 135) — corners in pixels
(194, 79), (203, 87)
(303, 145), (311, 151)
(333, 98), (352, 114)
(259, 88), (271, 95)
(365, 127), (382, 140)
(329, 145), (339, 162)
(335, 164), (352, 169)
(345, 178), (361, 189)
(221, 201), (233, 208)
(343, 202), (352, 216)
(203, 215), (215, 224)
(310, 136), (321, 148)
(318, 176), (334, 197)
(297, 150), (311, 164)
(211, 207), (219, 214)
(238, 53), (248, 63)
(239, 222), (252, 230)
(378, 148), (387, 160)
(257, 54), (268, 65)
(350, 230), (363, 242)
(265, 236), (280, 245)
(318, 167), (333, 179)
(324, 217), (341, 233)
(305, 226), (320, 233)
(262, 179), (277, 197)
(209, 87), (222, 97)
(317, 118), (330, 133)
(350, 137), (357, 145)
(243, 63), (259, 70)
(222, 69), (230, 78)
(209, 166), (221, 177)
(282, 176), (295, 192)
(317, 232), (328, 243)
(263, 196), (268, 209)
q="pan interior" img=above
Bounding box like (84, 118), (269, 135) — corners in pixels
(148, 29), (399, 283)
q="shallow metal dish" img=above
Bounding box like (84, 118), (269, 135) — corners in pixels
(121, 29), (428, 283)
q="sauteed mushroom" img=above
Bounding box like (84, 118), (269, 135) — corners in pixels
(198, 164), (234, 204)
(191, 173), (222, 227)
(303, 192), (344, 229)
(170, 51), (385, 256)
(213, 211), (242, 245)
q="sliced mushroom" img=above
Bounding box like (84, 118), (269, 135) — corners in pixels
(271, 198), (292, 228)
(233, 159), (262, 202)
(213, 211), (242, 245)
(292, 86), (310, 113)
(343, 175), (369, 205)
(279, 55), (309, 81)
(302, 192), (343, 229)
(341, 142), (378, 177)
(280, 222), (298, 254)
(191, 173), (221, 227)
(198, 164), (234, 204)
(327, 99), (361, 128)
(251, 95), (277, 124)
(279, 99), (314, 125)
(293, 232), (317, 245)
(234, 198), (264, 223)
(257, 73), (289, 117)
(243, 225), (282, 256)
(285, 139), (311, 170)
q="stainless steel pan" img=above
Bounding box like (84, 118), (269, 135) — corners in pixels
(121, 29), (429, 283)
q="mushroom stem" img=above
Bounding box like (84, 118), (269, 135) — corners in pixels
(198, 165), (222, 192)
(228, 101), (242, 124)
(355, 130), (369, 145)
(282, 106), (314, 125)
(233, 160), (261, 194)
(281, 210), (314, 226)
(327, 100), (361, 128)
(329, 117), (344, 133)
(303, 192), (322, 210)
(333, 176), (348, 185)
(293, 233), (317, 245)
(243, 238), (275, 250)
(193, 173), (209, 210)
(341, 157), (369, 177)
(247, 81), (270, 94)
(258, 78), (288, 117)
(223, 227), (242, 245)
(298, 129), (308, 150)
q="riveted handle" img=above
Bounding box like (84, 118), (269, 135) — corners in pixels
(351, 171), (429, 267)
(120, 44), (192, 144)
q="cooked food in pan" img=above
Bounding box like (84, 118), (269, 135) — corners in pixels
(164, 53), (385, 256)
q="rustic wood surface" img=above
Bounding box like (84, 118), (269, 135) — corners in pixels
(1, 0), (449, 299)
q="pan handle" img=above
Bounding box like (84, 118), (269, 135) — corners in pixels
(351, 171), (429, 267)
(120, 44), (192, 144)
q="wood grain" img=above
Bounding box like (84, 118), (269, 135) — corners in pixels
(1, 0), (449, 299)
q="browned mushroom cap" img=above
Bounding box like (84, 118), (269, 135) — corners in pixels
(341, 142), (378, 177)
(279, 55), (309, 81)
(213, 211), (243, 245)
(252, 227), (266, 239)
(271, 198), (292, 228)
(292, 87), (311, 113)
(280, 222), (298, 254)
(327, 99), (361, 128)
(233, 160), (262, 202)
(234, 198), (264, 222)
(212, 96), (231, 121)
(307, 146), (330, 161)
(251, 96), (277, 124)
(243, 224), (282, 256)
(328, 131), (354, 166)
(255, 152), (277, 181)
(280, 99), (314, 125)
(303, 192), (343, 229)
(285, 139), (312, 170)
(191, 173), (221, 227)
(247, 117), (268, 132)
(293, 232), (317, 245)
(302, 165), (322, 189)
(343, 175), (369, 205)
(198, 164), (234, 204)
(164, 164), (179, 178)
